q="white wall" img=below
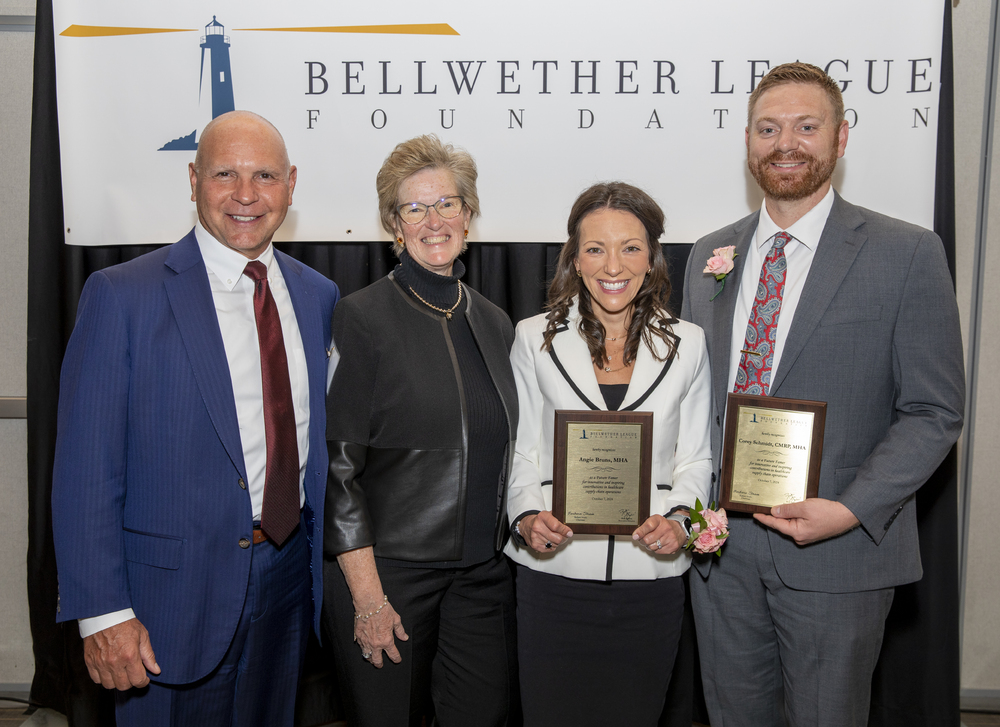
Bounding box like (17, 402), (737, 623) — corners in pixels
(955, 0), (1000, 702)
(0, 13), (34, 689)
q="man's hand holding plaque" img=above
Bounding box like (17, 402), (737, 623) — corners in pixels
(753, 499), (860, 545)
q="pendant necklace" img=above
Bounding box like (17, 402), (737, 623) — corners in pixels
(408, 282), (463, 320)
(604, 345), (629, 373)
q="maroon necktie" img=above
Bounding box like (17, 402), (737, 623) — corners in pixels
(733, 231), (790, 396)
(243, 261), (300, 545)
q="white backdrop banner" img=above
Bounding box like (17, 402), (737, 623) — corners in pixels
(53, 0), (943, 245)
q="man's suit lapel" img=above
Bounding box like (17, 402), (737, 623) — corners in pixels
(276, 252), (327, 425)
(709, 216), (757, 411)
(163, 232), (247, 477)
(770, 194), (866, 394)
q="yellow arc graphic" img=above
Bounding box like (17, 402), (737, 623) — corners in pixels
(61, 25), (195, 37)
(61, 23), (459, 38)
(236, 24), (458, 35)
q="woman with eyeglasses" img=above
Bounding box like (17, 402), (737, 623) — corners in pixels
(322, 135), (519, 727)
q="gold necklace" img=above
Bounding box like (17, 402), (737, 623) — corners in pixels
(408, 281), (463, 320)
(603, 327), (628, 371)
(603, 347), (632, 373)
(604, 341), (625, 363)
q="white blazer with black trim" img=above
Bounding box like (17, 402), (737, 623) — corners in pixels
(504, 301), (713, 581)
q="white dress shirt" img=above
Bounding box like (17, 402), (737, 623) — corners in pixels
(726, 187), (836, 393)
(79, 225), (310, 638)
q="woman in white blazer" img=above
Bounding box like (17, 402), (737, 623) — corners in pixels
(504, 182), (713, 726)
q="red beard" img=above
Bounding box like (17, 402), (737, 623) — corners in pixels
(748, 145), (837, 201)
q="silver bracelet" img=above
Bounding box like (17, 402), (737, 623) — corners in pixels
(355, 594), (389, 621)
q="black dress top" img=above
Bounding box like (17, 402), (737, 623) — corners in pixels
(599, 383), (629, 412)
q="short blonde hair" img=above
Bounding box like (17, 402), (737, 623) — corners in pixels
(376, 135), (480, 255)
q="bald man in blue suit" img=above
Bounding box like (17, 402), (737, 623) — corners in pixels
(52, 111), (339, 726)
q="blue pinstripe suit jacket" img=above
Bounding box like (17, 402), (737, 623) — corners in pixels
(52, 230), (339, 685)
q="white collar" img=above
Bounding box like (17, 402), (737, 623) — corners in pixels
(755, 186), (836, 251)
(194, 222), (277, 291)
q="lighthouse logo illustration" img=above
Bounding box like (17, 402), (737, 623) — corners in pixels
(159, 16), (234, 151)
(59, 15), (460, 152)
(200, 16), (236, 118)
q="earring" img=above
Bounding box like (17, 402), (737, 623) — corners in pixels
(397, 237), (404, 248)
(576, 269), (582, 277)
(464, 229), (469, 238)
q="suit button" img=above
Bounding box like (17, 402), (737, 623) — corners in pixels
(238, 478), (246, 490)
(716, 415), (721, 426)
(239, 538), (251, 549)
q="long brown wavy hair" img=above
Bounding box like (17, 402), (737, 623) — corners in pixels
(542, 182), (676, 367)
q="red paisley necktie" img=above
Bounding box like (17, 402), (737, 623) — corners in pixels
(733, 231), (791, 396)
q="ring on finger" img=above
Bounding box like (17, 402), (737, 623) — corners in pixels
(655, 539), (662, 550)
(544, 541), (553, 549)
(362, 651), (372, 659)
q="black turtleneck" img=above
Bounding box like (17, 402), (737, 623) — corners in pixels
(376, 251), (508, 569)
(393, 250), (468, 317)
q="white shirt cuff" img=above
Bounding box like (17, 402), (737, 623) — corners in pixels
(79, 608), (136, 638)
(326, 339), (340, 392)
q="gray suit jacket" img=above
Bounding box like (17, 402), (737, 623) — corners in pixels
(681, 193), (964, 593)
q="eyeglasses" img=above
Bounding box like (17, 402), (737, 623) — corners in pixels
(396, 196), (465, 225)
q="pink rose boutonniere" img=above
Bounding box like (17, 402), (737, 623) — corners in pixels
(703, 245), (737, 301)
(683, 498), (730, 556)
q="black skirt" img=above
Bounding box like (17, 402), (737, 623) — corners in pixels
(515, 564), (685, 727)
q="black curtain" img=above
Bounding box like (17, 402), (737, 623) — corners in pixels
(868, 2), (961, 726)
(25, 1), (959, 725)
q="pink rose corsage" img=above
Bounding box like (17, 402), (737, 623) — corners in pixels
(683, 498), (729, 556)
(704, 245), (737, 301)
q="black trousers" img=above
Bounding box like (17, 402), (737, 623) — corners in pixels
(323, 554), (518, 727)
(515, 565), (685, 727)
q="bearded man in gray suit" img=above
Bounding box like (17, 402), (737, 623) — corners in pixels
(681, 62), (964, 727)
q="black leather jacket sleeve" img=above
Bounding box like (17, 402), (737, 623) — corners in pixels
(324, 440), (374, 557)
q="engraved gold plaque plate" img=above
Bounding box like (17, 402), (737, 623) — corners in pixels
(553, 410), (652, 535)
(720, 394), (826, 514)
